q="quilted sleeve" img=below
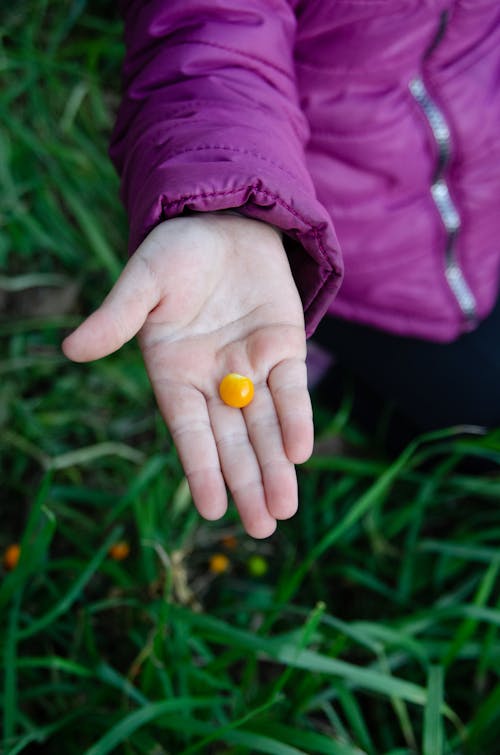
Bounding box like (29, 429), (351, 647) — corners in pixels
(109, 0), (343, 334)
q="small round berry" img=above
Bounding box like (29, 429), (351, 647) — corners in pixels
(209, 553), (230, 574)
(247, 554), (268, 577)
(219, 373), (254, 408)
(3, 543), (21, 571)
(108, 541), (130, 561)
(221, 535), (238, 551)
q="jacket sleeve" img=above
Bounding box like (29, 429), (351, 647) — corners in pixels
(109, 0), (343, 335)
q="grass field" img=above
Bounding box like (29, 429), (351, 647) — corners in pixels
(3, 2), (500, 753)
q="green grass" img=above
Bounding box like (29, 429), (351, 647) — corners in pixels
(2, 2), (500, 752)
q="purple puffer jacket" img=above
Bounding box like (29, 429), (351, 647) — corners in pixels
(110, 0), (500, 342)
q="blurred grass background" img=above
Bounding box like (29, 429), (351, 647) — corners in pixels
(3, 2), (500, 753)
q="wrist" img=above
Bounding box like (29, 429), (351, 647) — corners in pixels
(185, 209), (283, 241)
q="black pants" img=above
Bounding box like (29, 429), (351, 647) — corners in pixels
(314, 296), (500, 435)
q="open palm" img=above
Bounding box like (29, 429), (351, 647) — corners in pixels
(63, 214), (313, 537)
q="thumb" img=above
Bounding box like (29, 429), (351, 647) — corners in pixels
(62, 252), (160, 362)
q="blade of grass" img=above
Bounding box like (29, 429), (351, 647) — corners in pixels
(171, 606), (431, 707)
(83, 698), (221, 755)
(444, 561), (499, 668)
(180, 693), (289, 755)
(0, 472), (55, 611)
(277, 427), (471, 609)
(266, 601), (327, 703)
(466, 681), (500, 752)
(17, 524), (123, 640)
(3, 590), (22, 748)
(54, 174), (121, 279)
(398, 455), (458, 602)
(95, 663), (150, 706)
(351, 622), (428, 668)
(48, 441), (145, 470)
(334, 683), (376, 754)
(251, 723), (368, 755)
(104, 453), (171, 525)
(420, 539), (500, 566)
(477, 597), (500, 688)
(0, 315), (80, 336)
(423, 666), (444, 755)
(5, 710), (86, 755)
(9, 656), (93, 678)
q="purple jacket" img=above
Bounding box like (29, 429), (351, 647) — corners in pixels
(110, 1), (500, 342)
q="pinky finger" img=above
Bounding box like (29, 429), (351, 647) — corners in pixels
(268, 358), (314, 464)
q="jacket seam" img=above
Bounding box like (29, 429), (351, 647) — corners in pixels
(158, 144), (300, 182)
(162, 185), (338, 270)
(161, 38), (294, 82)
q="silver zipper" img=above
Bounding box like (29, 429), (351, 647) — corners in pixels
(409, 76), (477, 327)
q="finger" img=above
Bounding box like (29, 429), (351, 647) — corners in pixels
(155, 382), (228, 521)
(268, 358), (314, 464)
(208, 399), (277, 539)
(62, 253), (160, 362)
(244, 383), (298, 520)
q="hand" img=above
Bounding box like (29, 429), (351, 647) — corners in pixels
(62, 213), (313, 538)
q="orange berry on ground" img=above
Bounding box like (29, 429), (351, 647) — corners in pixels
(209, 553), (230, 574)
(221, 535), (238, 550)
(219, 373), (254, 409)
(3, 543), (21, 571)
(108, 541), (130, 561)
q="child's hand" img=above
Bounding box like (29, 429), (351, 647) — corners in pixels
(62, 213), (313, 538)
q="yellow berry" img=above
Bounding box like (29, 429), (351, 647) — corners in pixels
(219, 373), (254, 408)
(3, 543), (21, 571)
(108, 541), (130, 561)
(209, 553), (230, 574)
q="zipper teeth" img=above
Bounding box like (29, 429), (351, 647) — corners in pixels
(409, 79), (450, 170)
(409, 76), (477, 325)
